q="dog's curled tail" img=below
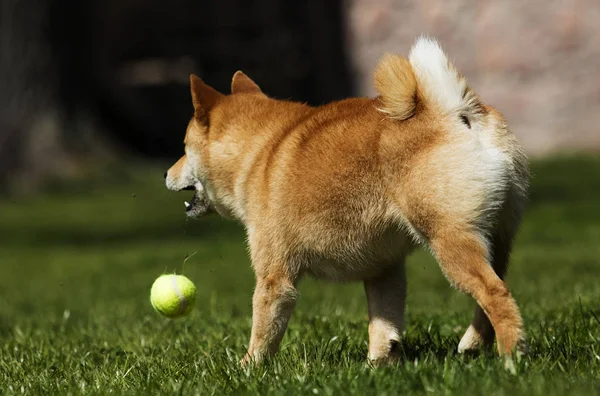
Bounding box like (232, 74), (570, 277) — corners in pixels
(374, 36), (484, 123)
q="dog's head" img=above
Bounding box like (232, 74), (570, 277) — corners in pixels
(164, 71), (262, 218)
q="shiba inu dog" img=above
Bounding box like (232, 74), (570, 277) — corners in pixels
(165, 37), (529, 366)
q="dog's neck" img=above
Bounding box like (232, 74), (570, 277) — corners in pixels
(205, 95), (313, 221)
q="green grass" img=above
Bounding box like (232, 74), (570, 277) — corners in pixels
(1, 154), (600, 395)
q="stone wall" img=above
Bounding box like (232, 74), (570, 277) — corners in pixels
(346, 0), (600, 156)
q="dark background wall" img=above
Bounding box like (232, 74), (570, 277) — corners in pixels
(55, 0), (354, 158)
(0, 0), (354, 189)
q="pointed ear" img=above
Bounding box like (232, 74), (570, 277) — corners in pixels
(190, 74), (224, 119)
(231, 71), (262, 94)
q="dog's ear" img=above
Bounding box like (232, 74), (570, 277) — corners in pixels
(190, 74), (223, 121)
(231, 71), (262, 94)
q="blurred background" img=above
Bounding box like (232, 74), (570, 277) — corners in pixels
(1, 0), (599, 193)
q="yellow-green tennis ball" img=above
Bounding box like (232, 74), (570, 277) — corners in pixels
(150, 274), (196, 318)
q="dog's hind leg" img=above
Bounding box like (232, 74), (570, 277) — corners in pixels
(456, 228), (512, 353)
(429, 225), (524, 357)
(457, 187), (527, 354)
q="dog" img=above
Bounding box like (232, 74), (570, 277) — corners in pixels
(165, 36), (530, 366)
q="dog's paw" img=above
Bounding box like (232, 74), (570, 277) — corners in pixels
(240, 350), (267, 368)
(367, 340), (401, 367)
(515, 338), (529, 358)
(457, 324), (495, 354)
(457, 325), (485, 353)
(504, 355), (517, 374)
(240, 353), (254, 368)
(503, 338), (528, 374)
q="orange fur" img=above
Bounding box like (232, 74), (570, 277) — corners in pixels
(165, 37), (530, 366)
(374, 54), (418, 120)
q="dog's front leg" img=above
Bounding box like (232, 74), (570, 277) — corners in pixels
(364, 261), (406, 365)
(241, 264), (299, 367)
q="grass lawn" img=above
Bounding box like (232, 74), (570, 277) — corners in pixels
(1, 154), (599, 395)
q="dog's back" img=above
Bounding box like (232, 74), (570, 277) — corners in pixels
(227, 38), (528, 280)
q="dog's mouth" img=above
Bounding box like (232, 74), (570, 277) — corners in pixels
(181, 182), (212, 218)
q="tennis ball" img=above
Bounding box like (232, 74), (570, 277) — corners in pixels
(150, 274), (196, 318)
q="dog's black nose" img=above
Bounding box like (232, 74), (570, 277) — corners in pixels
(163, 171), (168, 179)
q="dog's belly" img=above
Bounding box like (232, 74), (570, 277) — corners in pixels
(298, 227), (415, 282)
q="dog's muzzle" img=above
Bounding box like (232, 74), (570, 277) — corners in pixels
(183, 182), (213, 218)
